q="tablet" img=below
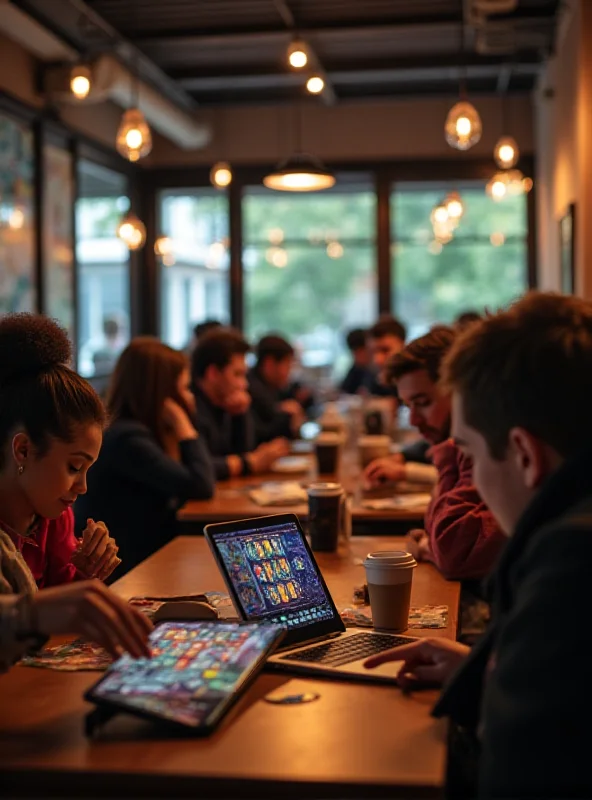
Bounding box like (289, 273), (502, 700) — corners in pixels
(85, 621), (284, 733)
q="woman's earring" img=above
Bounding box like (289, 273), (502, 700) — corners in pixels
(18, 465), (24, 475)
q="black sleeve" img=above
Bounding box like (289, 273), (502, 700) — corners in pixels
(478, 524), (592, 798)
(109, 431), (215, 501)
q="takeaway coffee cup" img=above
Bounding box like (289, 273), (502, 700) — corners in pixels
(314, 431), (344, 475)
(308, 482), (347, 552)
(358, 435), (391, 468)
(363, 551), (417, 632)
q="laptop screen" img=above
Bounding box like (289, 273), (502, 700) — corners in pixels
(206, 516), (344, 646)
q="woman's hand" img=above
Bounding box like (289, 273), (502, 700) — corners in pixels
(162, 398), (197, 441)
(33, 581), (152, 659)
(364, 637), (470, 689)
(72, 519), (121, 581)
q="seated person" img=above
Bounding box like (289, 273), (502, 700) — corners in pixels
(191, 328), (289, 479)
(365, 292), (592, 798)
(76, 338), (215, 576)
(340, 328), (372, 395)
(0, 314), (120, 588)
(249, 335), (305, 443)
(366, 326), (505, 581)
(364, 316), (407, 396)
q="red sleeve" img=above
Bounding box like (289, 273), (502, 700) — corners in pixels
(42, 508), (81, 587)
(424, 440), (507, 581)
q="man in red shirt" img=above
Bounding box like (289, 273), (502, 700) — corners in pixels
(370, 326), (506, 581)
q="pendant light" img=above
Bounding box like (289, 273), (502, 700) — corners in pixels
(116, 48), (152, 162)
(493, 88), (520, 168)
(70, 63), (92, 100)
(210, 110), (233, 189)
(445, 23), (482, 151)
(263, 104), (335, 192)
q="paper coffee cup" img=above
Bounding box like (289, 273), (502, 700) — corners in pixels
(363, 551), (416, 632)
(314, 432), (344, 475)
(358, 434), (391, 468)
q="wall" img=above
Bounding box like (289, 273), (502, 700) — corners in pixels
(535, 0), (592, 297)
(147, 93), (534, 167)
(0, 31), (123, 150)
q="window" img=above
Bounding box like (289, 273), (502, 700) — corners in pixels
(243, 176), (377, 379)
(391, 181), (528, 339)
(0, 112), (35, 314)
(158, 189), (230, 350)
(76, 161), (131, 378)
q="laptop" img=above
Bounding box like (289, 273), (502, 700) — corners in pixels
(204, 513), (417, 684)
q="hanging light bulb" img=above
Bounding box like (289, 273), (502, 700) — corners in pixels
(210, 162), (232, 189)
(263, 153), (335, 192)
(445, 101), (482, 151)
(494, 135), (519, 169)
(117, 212), (146, 250)
(444, 191), (464, 221)
(486, 172), (509, 202)
(116, 108), (152, 162)
(287, 40), (308, 69)
(430, 203), (449, 227)
(70, 64), (91, 100)
(154, 236), (173, 257)
(306, 76), (325, 94)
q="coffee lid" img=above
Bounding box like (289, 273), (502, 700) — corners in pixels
(363, 550), (416, 569)
(316, 431), (344, 443)
(307, 481), (343, 497)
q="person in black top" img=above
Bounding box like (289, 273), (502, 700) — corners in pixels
(364, 292), (592, 798)
(191, 328), (289, 480)
(75, 338), (215, 575)
(340, 328), (372, 395)
(248, 335), (305, 444)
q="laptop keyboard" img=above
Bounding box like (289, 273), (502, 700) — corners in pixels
(280, 632), (414, 668)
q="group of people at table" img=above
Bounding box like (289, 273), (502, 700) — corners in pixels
(1, 291), (591, 797)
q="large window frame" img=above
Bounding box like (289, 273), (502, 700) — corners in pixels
(144, 158), (536, 337)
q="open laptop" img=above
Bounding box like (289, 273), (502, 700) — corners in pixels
(205, 513), (416, 684)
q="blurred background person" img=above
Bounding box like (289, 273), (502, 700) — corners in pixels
(75, 338), (215, 576)
(340, 328), (371, 395)
(249, 335), (306, 443)
(364, 316), (407, 396)
(191, 328), (289, 479)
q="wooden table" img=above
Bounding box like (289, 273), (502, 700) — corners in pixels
(0, 537), (460, 799)
(179, 451), (430, 537)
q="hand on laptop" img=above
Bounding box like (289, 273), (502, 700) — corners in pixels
(364, 637), (470, 689)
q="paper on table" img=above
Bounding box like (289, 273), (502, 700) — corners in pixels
(361, 493), (432, 510)
(249, 481), (308, 506)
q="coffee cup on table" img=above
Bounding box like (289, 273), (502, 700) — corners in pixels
(314, 431), (344, 475)
(363, 551), (417, 632)
(307, 482), (349, 552)
(358, 435), (391, 468)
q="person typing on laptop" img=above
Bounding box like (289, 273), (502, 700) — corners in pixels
(365, 292), (592, 798)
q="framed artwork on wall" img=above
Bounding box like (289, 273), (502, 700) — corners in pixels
(559, 203), (576, 295)
(0, 112), (36, 314)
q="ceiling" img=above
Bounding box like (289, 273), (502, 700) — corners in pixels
(14, 0), (561, 107)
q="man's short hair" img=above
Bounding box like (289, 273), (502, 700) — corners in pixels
(256, 335), (294, 365)
(193, 319), (222, 341)
(191, 327), (250, 379)
(387, 326), (456, 384)
(442, 292), (592, 460)
(368, 317), (407, 342)
(346, 328), (367, 352)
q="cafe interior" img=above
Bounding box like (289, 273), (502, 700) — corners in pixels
(1, 0), (589, 797)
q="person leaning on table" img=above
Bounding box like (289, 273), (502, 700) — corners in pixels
(365, 292), (592, 799)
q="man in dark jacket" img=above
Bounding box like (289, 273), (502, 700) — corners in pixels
(248, 335), (305, 443)
(364, 292), (592, 798)
(191, 328), (288, 480)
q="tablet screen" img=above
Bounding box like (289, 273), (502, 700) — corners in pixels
(87, 622), (282, 729)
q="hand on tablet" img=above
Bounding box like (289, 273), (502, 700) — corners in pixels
(33, 581), (153, 659)
(364, 637), (470, 689)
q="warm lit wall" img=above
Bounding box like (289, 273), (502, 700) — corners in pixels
(535, 0), (592, 297)
(146, 94), (534, 167)
(0, 31), (123, 149)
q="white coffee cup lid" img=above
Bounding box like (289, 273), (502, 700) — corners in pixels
(363, 550), (417, 569)
(308, 482), (343, 497)
(316, 431), (344, 444)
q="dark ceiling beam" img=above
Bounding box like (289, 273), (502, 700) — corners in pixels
(9, 0), (196, 110)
